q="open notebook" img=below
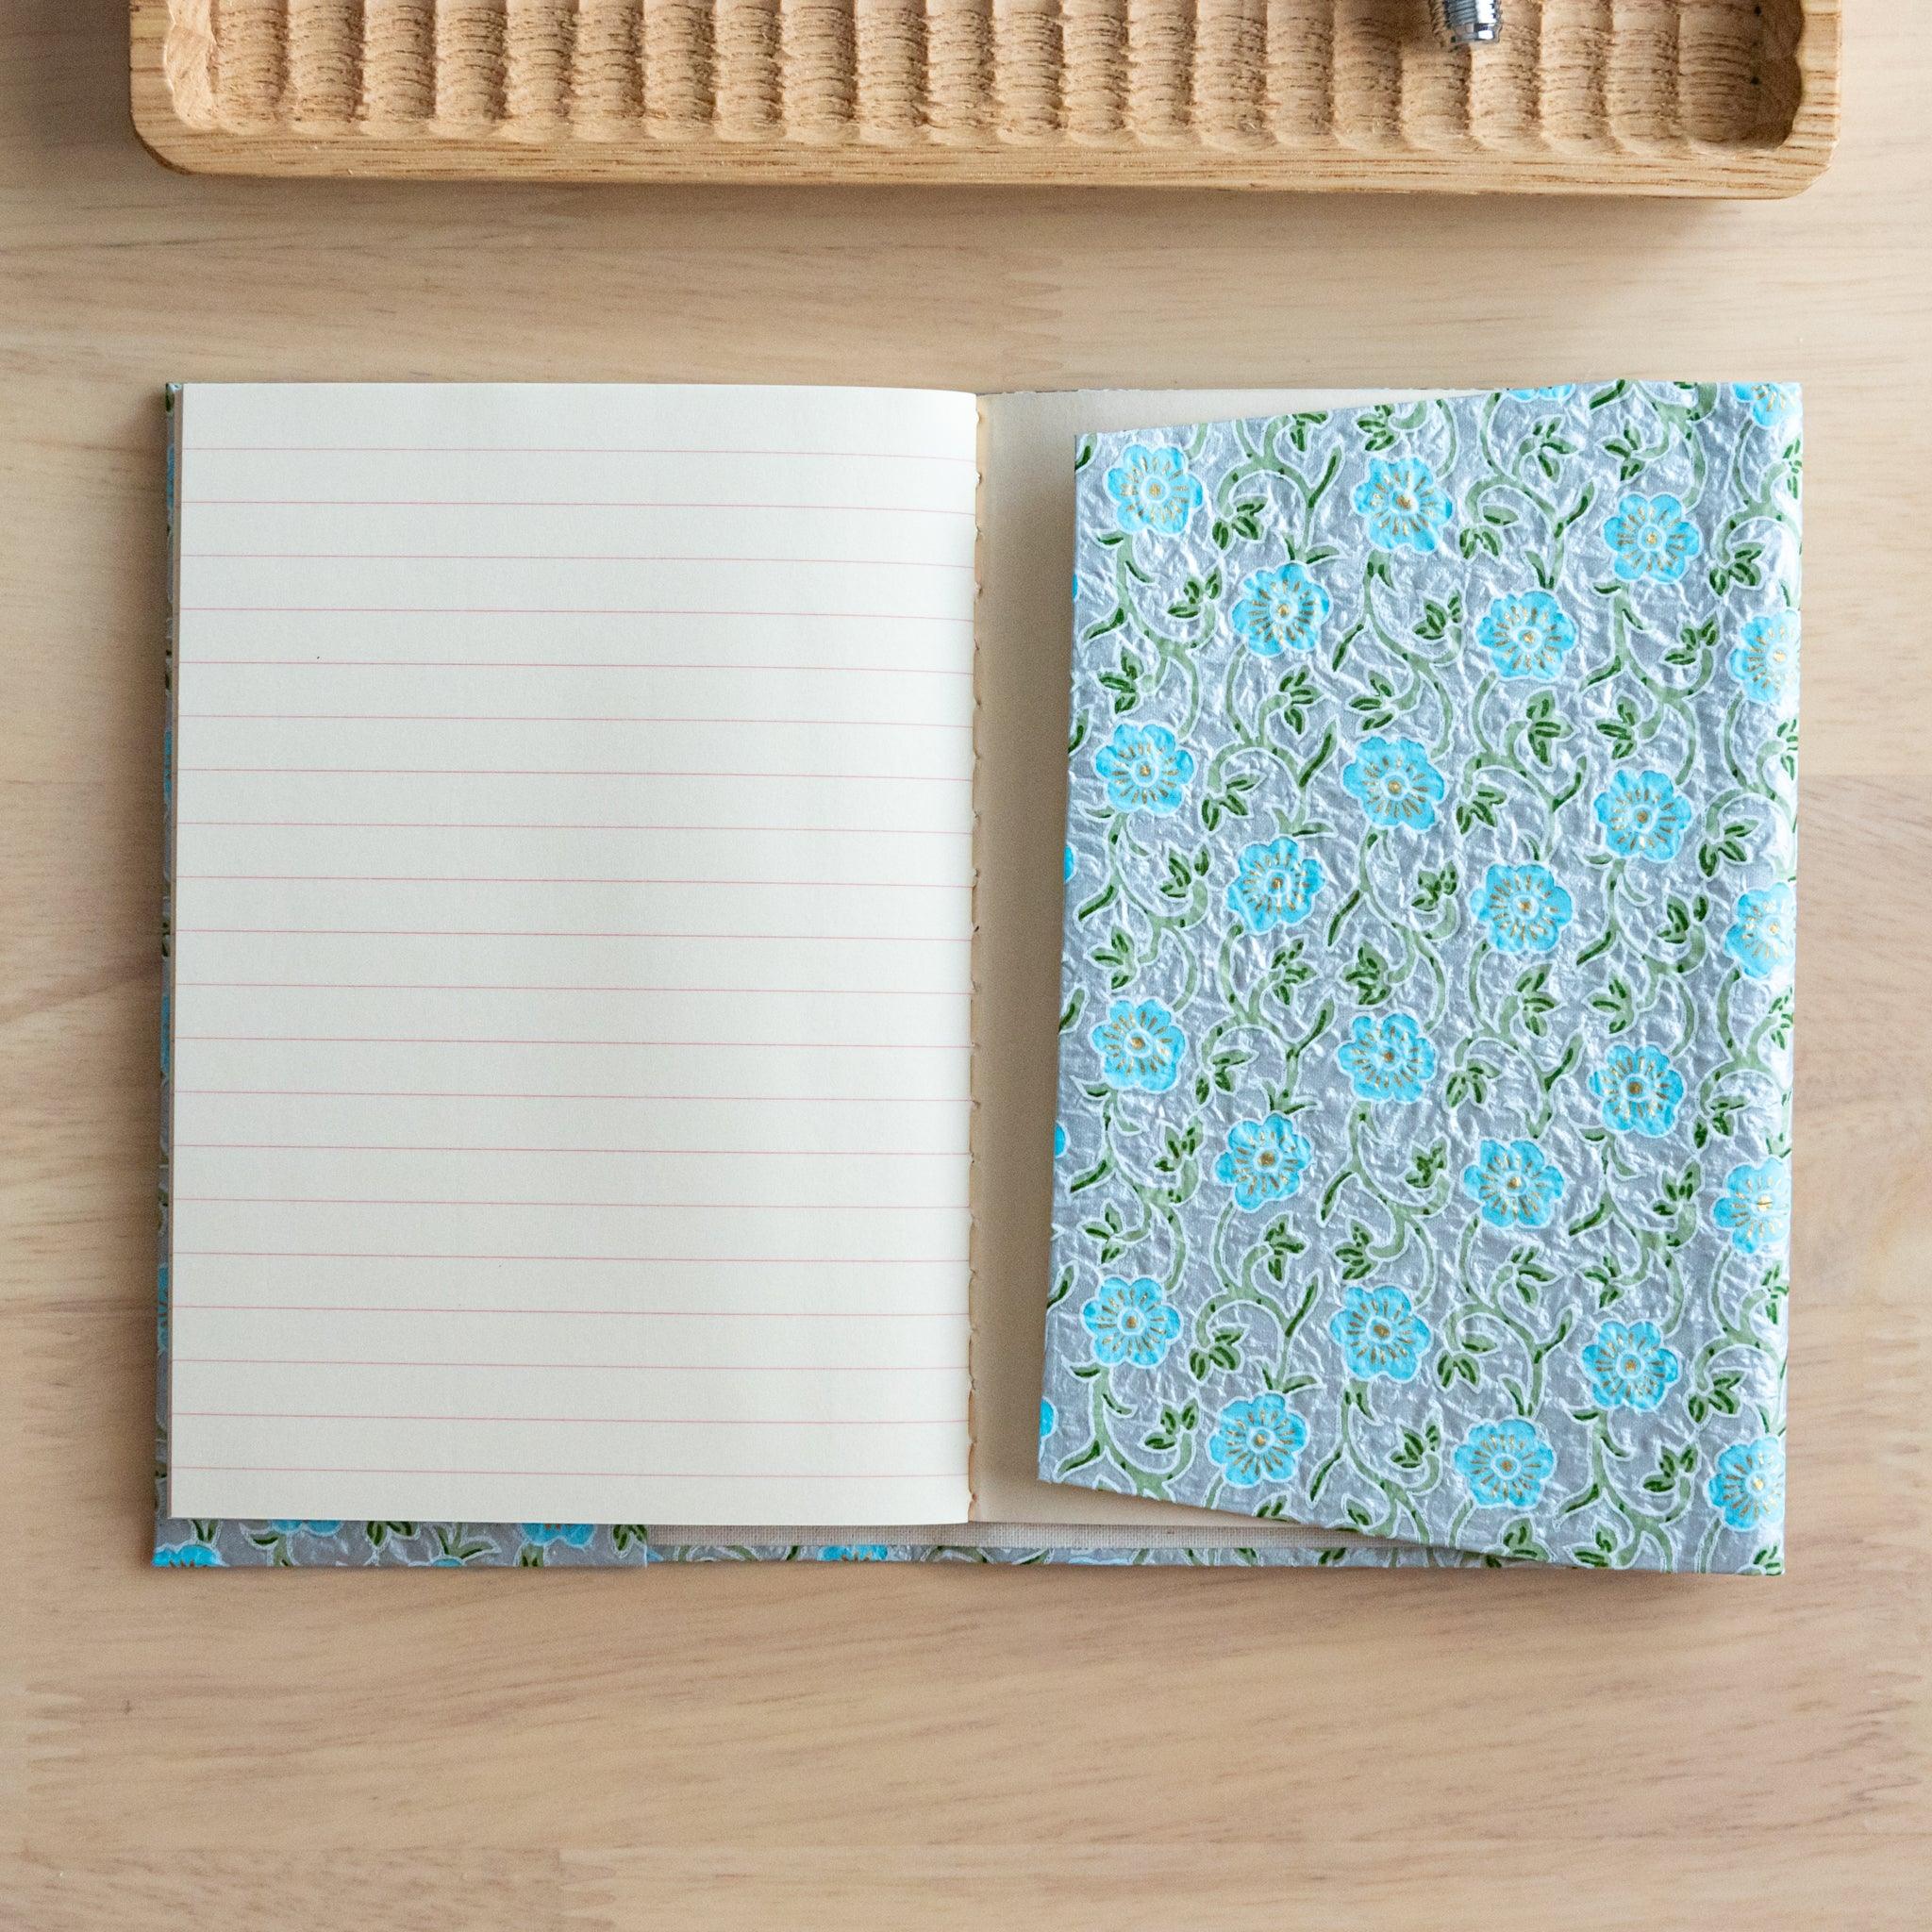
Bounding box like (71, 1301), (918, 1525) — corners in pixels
(159, 381), (1797, 1570)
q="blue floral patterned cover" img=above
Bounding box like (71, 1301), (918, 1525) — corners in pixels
(1039, 382), (1799, 1573)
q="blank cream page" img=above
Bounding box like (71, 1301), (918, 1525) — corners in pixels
(166, 383), (976, 1527)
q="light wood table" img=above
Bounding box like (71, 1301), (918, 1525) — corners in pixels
(5, 6), (1929, 1926)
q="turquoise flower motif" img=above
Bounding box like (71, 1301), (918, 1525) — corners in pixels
(1064, 842), (1075, 882)
(1225, 836), (1324, 931)
(1731, 611), (1799, 705)
(1040, 1399), (1056, 1439)
(1091, 998), (1185, 1092)
(1714, 1158), (1790, 1255)
(1510, 384), (1577, 402)
(1471, 862), (1574, 953)
(520, 1524), (595, 1548)
(1336, 1012), (1437, 1103)
(153, 1541), (222, 1567)
(266, 1520), (344, 1536)
(818, 1544), (891, 1560)
(1094, 722), (1193, 815)
(1589, 1043), (1685, 1137)
(1082, 1275), (1183, 1367)
(1208, 1392), (1307, 1488)
(1453, 1418), (1557, 1509)
(1342, 735), (1445, 830)
(1054, 1122), (1066, 1158)
(1604, 491), (1702, 584)
(1230, 561), (1332, 656)
(1215, 1113), (1312, 1211)
(1707, 1437), (1786, 1531)
(1733, 382), (1799, 432)
(1724, 883), (1796, 980)
(1475, 590), (1579, 680)
(1462, 1138), (1566, 1229)
(1580, 1320), (1682, 1411)
(1327, 1285), (1431, 1382)
(1105, 443), (1204, 535)
(1351, 457), (1455, 552)
(1595, 768), (1692, 861)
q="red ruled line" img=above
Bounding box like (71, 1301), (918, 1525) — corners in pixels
(188, 447), (975, 463)
(175, 1143), (958, 1155)
(174, 824), (974, 834)
(174, 1252), (965, 1263)
(173, 1037), (969, 1049)
(174, 1358), (964, 1373)
(174, 985), (969, 996)
(178, 875), (967, 889)
(181, 607), (973, 619)
(175, 929), (965, 941)
(186, 498), (973, 515)
(177, 1197), (968, 1209)
(182, 662), (974, 675)
(181, 716), (971, 729)
(177, 769), (973, 781)
(173, 1090), (968, 1102)
(183, 553), (974, 565)
(173, 1465), (959, 1477)
(176, 1411), (965, 1425)
(178, 1305), (962, 1317)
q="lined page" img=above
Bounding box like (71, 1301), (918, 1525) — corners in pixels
(166, 384), (977, 1526)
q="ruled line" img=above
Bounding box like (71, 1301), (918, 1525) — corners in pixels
(175, 1411), (968, 1426)
(178, 1196), (969, 1210)
(189, 446), (977, 462)
(187, 499), (975, 515)
(175, 984), (971, 996)
(178, 1305), (963, 1317)
(174, 1035), (966, 1051)
(181, 717), (973, 730)
(177, 770), (974, 781)
(175, 823), (974, 834)
(175, 1090), (969, 1102)
(173, 1465), (960, 1478)
(182, 606), (974, 621)
(174, 1253), (967, 1264)
(183, 552), (975, 567)
(178, 875), (969, 889)
(185, 662), (974, 675)
(175, 1144), (958, 1155)
(174, 1358), (964, 1373)
(174, 1037), (969, 1049)
(175, 929), (970, 941)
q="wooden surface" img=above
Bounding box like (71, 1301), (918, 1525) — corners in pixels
(5, 3), (1931, 1925)
(129, 0), (1840, 196)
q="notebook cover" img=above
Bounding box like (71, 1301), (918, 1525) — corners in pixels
(1040, 381), (1799, 1573)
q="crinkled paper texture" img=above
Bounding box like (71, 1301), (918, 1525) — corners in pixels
(1040, 382), (1799, 1573)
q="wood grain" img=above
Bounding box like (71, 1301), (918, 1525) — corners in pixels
(6, 1), (1932, 1924)
(127, 0), (1842, 195)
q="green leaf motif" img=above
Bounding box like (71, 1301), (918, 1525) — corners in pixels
(1343, 943), (1393, 1007)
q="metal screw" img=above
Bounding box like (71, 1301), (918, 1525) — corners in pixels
(1429, 0), (1503, 44)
